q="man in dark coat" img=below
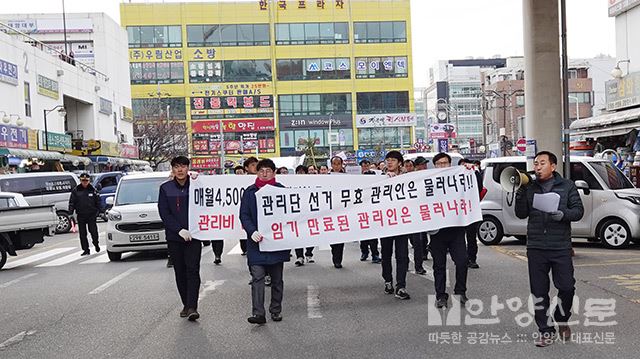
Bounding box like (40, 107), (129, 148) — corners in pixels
(69, 172), (101, 256)
(515, 151), (584, 347)
(240, 158), (290, 324)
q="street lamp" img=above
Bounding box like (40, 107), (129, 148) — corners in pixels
(568, 95), (580, 121)
(43, 106), (66, 151)
(611, 59), (631, 79)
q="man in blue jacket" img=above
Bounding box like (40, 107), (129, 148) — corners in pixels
(239, 158), (290, 324)
(158, 156), (201, 322)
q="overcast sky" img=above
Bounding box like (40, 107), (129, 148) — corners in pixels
(0, 0), (616, 87)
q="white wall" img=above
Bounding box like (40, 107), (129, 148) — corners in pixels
(615, 6), (640, 74)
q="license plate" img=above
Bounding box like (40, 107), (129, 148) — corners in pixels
(129, 233), (160, 242)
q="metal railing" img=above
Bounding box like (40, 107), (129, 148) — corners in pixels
(0, 21), (109, 82)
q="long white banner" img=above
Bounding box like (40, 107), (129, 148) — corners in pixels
(256, 167), (482, 251)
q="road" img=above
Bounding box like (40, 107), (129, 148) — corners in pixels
(1, 223), (639, 358)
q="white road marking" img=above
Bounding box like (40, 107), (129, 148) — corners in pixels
(0, 273), (38, 289)
(0, 330), (36, 350)
(3, 248), (76, 269)
(80, 253), (110, 264)
(88, 268), (138, 295)
(37, 251), (94, 267)
(198, 280), (226, 302)
(307, 285), (322, 319)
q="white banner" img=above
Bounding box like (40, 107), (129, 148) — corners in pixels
(256, 167), (482, 251)
(189, 174), (381, 240)
(355, 113), (417, 128)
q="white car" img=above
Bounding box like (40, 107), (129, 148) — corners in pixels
(105, 172), (170, 261)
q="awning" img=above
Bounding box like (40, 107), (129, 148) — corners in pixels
(87, 156), (150, 166)
(3, 148), (65, 160)
(60, 154), (92, 165)
(570, 106), (640, 138)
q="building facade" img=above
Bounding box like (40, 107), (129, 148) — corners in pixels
(120, 0), (415, 170)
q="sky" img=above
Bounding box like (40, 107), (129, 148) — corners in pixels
(0, 0), (617, 87)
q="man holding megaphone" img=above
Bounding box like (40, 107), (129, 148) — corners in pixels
(514, 151), (584, 347)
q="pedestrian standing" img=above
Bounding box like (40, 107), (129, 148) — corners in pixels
(239, 157), (259, 256)
(158, 156), (202, 321)
(413, 156), (430, 261)
(240, 159), (290, 324)
(359, 159), (381, 263)
(329, 156), (346, 268)
(458, 158), (483, 269)
(515, 151), (584, 347)
(294, 165), (315, 265)
(403, 159), (426, 275)
(68, 172), (101, 256)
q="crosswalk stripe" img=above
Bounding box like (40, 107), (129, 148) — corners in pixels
(88, 268), (139, 295)
(3, 248), (76, 269)
(227, 243), (243, 255)
(37, 252), (92, 267)
(80, 253), (110, 264)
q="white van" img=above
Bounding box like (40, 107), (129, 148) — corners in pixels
(105, 172), (170, 261)
(478, 156), (640, 249)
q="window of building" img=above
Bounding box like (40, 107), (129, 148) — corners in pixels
(275, 22), (349, 45)
(569, 92), (591, 104)
(24, 82), (31, 117)
(278, 93), (351, 116)
(357, 127), (411, 148)
(186, 24), (270, 47)
(516, 95), (525, 107)
(356, 91), (409, 114)
(280, 129), (353, 148)
(355, 56), (407, 79)
(128, 25), (182, 48)
(353, 21), (407, 43)
(130, 62), (184, 84)
(132, 98), (186, 120)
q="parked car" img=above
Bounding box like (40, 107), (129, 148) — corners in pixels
(0, 192), (58, 270)
(91, 172), (124, 220)
(105, 172), (170, 261)
(0, 172), (80, 234)
(478, 156), (640, 249)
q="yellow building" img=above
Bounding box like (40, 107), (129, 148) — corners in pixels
(121, 0), (414, 170)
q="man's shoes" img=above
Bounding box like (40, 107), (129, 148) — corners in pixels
(395, 288), (411, 300)
(423, 254), (429, 261)
(265, 275), (271, 286)
(214, 257), (221, 265)
(436, 297), (448, 308)
(457, 294), (469, 305)
(241, 251), (247, 256)
(248, 315), (266, 324)
(558, 325), (571, 341)
(360, 253), (368, 261)
(94, 244), (101, 253)
(306, 256), (315, 263)
(295, 257), (304, 266)
(180, 307), (188, 318)
(270, 313), (283, 322)
(166, 259), (173, 268)
(334, 263), (343, 269)
(81, 250), (90, 256)
(535, 332), (556, 347)
(384, 282), (394, 294)
(371, 255), (382, 264)
(468, 261), (480, 269)
(415, 267), (427, 275)
(186, 308), (200, 321)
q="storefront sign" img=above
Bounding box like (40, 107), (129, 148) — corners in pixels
(190, 82), (271, 97)
(0, 124), (28, 149)
(39, 131), (72, 152)
(259, 0), (345, 10)
(37, 74), (59, 99)
(279, 114), (352, 129)
(192, 133), (276, 155)
(0, 59), (18, 86)
(605, 71), (640, 111)
(191, 157), (221, 169)
(99, 97), (113, 115)
(190, 95), (273, 118)
(122, 106), (133, 121)
(27, 129), (38, 150)
(609, 0), (640, 16)
(73, 139), (120, 156)
(4, 18), (93, 34)
(428, 123), (457, 139)
(356, 113), (417, 128)
(120, 144), (139, 159)
(48, 42), (95, 68)
(129, 48), (183, 61)
(192, 118), (275, 133)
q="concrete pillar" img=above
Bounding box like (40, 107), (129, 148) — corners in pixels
(523, 0), (563, 168)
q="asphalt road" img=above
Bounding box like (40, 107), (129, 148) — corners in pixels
(1, 223), (639, 358)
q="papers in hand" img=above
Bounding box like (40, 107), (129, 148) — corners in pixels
(532, 192), (560, 213)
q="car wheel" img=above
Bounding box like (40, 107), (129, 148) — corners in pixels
(107, 251), (122, 261)
(55, 212), (72, 234)
(515, 235), (527, 244)
(600, 219), (631, 249)
(478, 217), (504, 245)
(0, 244), (7, 270)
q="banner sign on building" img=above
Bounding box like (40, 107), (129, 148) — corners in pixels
(4, 18), (93, 34)
(190, 95), (273, 118)
(0, 59), (19, 85)
(259, 0), (346, 10)
(99, 97), (113, 115)
(191, 157), (221, 170)
(279, 114), (352, 129)
(129, 48), (183, 61)
(605, 72), (640, 111)
(120, 144), (139, 159)
(122, 106), (133, 121)
(39, 131), (72, 152)
(192, 133), (276, 155)
(37, 74), (59, 99)
(190, 82), (271, 97)
(428, 123), (457, 139)
(189, 167), (481, 245)
(0, 124), (28, 149)
(608, 0), (640, 16)
(192, 118), (275, 133)
(356, 113), (417, 128)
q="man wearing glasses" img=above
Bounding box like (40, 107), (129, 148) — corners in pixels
(68, 172), (101, 256)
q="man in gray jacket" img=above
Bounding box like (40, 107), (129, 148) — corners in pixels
(515, 151), (584, 347)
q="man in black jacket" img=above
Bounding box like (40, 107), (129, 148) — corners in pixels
(158, 156), (202, 322)
(515, 151), (584, 347)
(69, 173), (101, 256)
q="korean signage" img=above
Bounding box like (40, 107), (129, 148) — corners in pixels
(356, 113), (417, 128)
(190, 95), (273, 118)
(3, 18), (92, 34)
(48, 42), (95, 69)
(129, 48), (184, 61)
(279, 114), (352, 129)
(605, 71), (640, 111)
(191, 157), (221, 170)
(306, 59), (350, 72)
(99, 97), (113, 115)
(73, 140), (120, 156)
(120, 144), (139, 159)
(192, 133), (276, 156)
(191, 82), (271, 97)
(39, 131), (72, 152)
(192, 118), (275, 133)
(122, 106), (133, 121)
(0, 59), (18, 86)
(355, 57), (408, 78)
(608, 0), (640, 16)
(428, 123), (457, 139)
(0, 124), (28, 149)
(259, 0), (346, 10)
(37, 74), (59, 99)
(27, 129), (38, 150)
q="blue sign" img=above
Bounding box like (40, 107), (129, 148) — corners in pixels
(0, 59), (18, 86)
(437, 139), (449, 153)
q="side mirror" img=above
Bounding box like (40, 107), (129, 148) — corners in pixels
(575, 180), (590, 195)
(96, 183), (103, 191)
(105, 196), (114, 206)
